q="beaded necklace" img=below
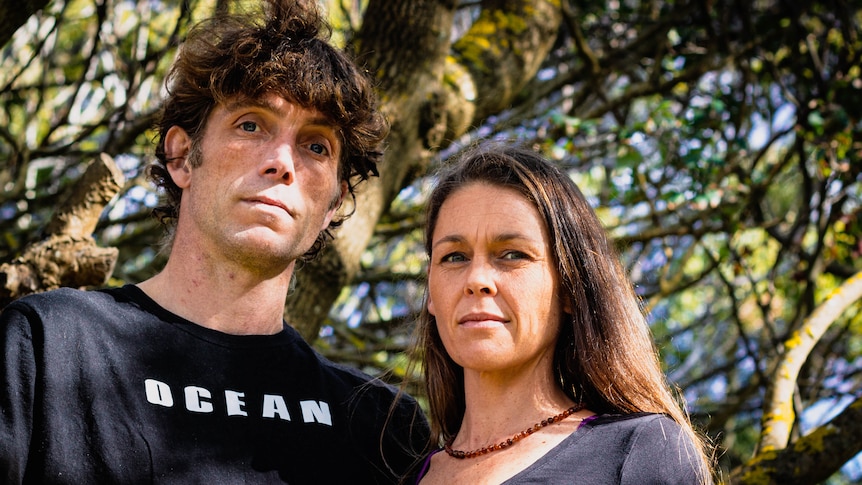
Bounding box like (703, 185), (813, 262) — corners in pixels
(443, 403), (586, 459)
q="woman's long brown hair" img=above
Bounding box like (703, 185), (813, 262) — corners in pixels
(412, 142), (713, 482)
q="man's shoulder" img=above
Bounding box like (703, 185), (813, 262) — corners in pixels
(313, 351), (396, 392)
(302, 348), (422, 413)
(5, 285), (137, 314)
(1, 285), (152, 336)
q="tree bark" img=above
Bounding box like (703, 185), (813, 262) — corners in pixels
(286, 0), (564, 339)
(732, 396), (862, 484)
(286, 0), (458, 336)
(759, 271), (862, 451)
(0, 154), (125, 306)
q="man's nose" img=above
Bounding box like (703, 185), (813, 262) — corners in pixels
(261, 141), (296, 183)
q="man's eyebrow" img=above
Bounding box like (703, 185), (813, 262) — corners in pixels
(224, 97), (277, 113)
(223, 98), (338, 129)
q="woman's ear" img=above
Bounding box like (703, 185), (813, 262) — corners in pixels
(165, 126), (192, 189)
(427, 296), (436, 316)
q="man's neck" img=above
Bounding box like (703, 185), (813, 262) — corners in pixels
(137, 256), (294, 336)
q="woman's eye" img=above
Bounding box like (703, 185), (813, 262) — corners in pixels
(240, 121), (258, 132)
(440, 252), (466, 263)
(501, 251), (528, 260)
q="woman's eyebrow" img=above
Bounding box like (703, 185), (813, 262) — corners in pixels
(431, 232), (535, 251)
(431, 234), (465, 252)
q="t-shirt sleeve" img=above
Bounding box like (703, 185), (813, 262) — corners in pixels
(339, 376), (431, 484)
(382, 393), (431, 482)
(0, 302), (37, 483)
(620, 415), (708, 485)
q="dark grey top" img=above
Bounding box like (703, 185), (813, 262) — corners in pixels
(417, 413), (708, 484)
(502, 413), (707, 484)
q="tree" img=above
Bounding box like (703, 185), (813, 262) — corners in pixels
(1, 0), (861, 483)
(0, 0), (50, 48)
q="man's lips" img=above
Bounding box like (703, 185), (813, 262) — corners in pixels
(247, 196), (292, 216)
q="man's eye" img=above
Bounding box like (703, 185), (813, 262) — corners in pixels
(240, 121), (257, 132)
(309, 142), (328, 155)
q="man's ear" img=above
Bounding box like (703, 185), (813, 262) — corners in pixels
(165, 126), (193, 189)
(320, 181), (349, 231)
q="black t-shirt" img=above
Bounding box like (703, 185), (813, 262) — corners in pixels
(0, 285), (429, 484)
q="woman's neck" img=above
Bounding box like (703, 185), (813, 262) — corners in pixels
(456, 366), (576, 450)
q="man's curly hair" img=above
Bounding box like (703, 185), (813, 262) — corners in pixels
(149, 0), (388, 260)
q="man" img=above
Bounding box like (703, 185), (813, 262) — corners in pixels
(0, 1), (429, 483)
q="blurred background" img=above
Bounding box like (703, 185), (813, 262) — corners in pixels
(1, 1), (860, 482)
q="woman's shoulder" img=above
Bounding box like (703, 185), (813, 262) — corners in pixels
(583, 412), (695, 457)
(586, 411), (677, 428)
(584, 412), (707, 484)
(499, 412), (705, 484)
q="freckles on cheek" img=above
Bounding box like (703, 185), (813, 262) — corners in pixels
(434, 321), (453, 350)
(426, 277), (447, 317)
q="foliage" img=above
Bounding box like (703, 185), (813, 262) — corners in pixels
(2, 0), (861, 483)
(326, 2), (862, 481)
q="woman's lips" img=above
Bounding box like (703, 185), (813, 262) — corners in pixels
(459, 312), (508, 326)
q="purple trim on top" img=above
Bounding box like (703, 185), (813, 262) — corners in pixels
(578, 414), (599, 429)
(416, 448), (442, 484)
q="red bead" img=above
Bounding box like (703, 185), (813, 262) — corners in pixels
(443, 404), (584, 459)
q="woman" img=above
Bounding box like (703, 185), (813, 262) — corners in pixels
(412, 143), (712, 484)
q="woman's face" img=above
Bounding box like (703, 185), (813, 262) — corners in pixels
(427, 182), (565, 375)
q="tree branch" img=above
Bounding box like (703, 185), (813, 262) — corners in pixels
(0, 154), (125, 306)
(0, 0), (50, 48)
(759, 270), (862, 451)
(733, 397), (862, 484)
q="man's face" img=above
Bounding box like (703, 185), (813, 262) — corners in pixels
(166, 94), (346, 274)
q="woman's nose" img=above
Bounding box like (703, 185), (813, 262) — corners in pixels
(464, 262), (496, 296)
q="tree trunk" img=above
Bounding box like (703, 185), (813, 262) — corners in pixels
(286, 0), (564, 339)
(731, 396), (862, 484)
